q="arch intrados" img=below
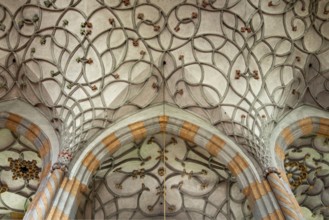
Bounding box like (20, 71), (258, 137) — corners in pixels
(270, 106), (329, 168)
(64, 106), (282, 219)
(70, 105), (261, 187)
(0, 111), (52, 181)
(0, 111), (54, 216)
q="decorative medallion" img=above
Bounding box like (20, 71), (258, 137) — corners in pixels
(0, 128), (42, 215)
(285, 135), (329, 218)
(157, 167), (166, 176)
(284, 161), (308, 188)
(8, 158), (40, 181)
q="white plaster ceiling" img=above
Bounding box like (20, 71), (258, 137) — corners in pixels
(0, 0), (327, 165)
(0, 1), (328, 219)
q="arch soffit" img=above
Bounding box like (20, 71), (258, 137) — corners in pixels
(61, 105), (283, 220)
(70, 104), (262, 187)
(269, 105), (329, 167)
(0, 99), (59, 164)
(0, 100), (58, 214)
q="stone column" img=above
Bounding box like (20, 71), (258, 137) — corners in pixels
(264, 167), (304, 220)
(45, 149), (86, 220)
(24, 169), (65, 220)
(24, 149), (72, 220)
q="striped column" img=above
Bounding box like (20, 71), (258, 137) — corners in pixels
(46, 176), (85, 220)
(266, 172), (304, 220)
(24, 169), (64, 220)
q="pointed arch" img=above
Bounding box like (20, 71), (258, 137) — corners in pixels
(269, 106), (329, 167)
(48, 105), (283, 220)
(0, 100), (60, 220)
(266, 106), (329, 220)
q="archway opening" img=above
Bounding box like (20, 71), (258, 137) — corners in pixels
(0, 127), (42, 219)
(284, 133), (329, 220)
(77, 133), (252, 219)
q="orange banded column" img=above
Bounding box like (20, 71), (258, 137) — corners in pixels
(24, 168), (65, 220)
(265, 167), (304, 220)
(46, 176), (84, 220)
(24, 149), (73, 220)
(46, 149), (84, 220)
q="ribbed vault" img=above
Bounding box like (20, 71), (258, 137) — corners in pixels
(0, 0), (328, 219)
(0, 0), (327, 167)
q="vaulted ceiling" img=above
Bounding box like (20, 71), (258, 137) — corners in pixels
(0, 0), (328, 162)
(0, 0), (328, 219)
